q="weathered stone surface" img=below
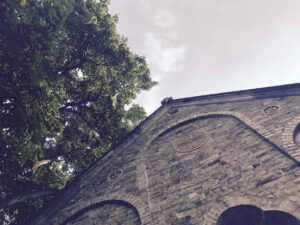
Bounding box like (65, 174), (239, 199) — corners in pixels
(63, 201), (141, 225)
(31, 84), (300, 225)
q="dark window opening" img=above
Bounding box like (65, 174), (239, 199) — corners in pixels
(217, 205), (299, 225)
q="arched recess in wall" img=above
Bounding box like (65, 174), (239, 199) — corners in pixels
(280, 116), (300, 161)
(216, 204), (300, 225)
(142, 110), (298, 163)
(61, 200), (141, 225)
(294, 123), (300, 148)
(146, 111), (271, 149)
(147, 114), (230, 150)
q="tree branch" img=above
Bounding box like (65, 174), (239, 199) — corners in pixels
(60, 108), (104, 139)
(59, 82), (105, 111)
(58, 58), (85, 76)
(33, 159), (52, 172)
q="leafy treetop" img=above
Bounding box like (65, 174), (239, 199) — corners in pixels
(0, 0), (156, 224)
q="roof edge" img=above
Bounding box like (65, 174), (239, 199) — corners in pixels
(169, 83), (300, 105)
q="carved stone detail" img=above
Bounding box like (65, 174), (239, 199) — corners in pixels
(108, 169), (123, 181)
(172, 131), (208, 153)
(264, 106), (279, 115)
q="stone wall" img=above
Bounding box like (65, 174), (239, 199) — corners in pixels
(32, 85), (300, 225)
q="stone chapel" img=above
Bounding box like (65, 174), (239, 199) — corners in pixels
(31, 83), (300, 225)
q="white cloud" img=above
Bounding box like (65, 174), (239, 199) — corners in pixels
(159, 46), (186, 72)
(154, 9), (176, 28)
(137, 0), (152, 14)
(145, 33), (187, 76)
(111, 0), (300, 115)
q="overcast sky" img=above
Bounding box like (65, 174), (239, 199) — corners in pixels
(109, 0), (300, 114)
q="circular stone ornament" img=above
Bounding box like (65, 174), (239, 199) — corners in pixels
(108, 169), (123, 181)
(168, 107), (179, 115)
(172, 131), (208, 153)
(264, 106), (279, 115)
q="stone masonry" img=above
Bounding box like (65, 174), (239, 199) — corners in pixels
(31, 84), (300, 225)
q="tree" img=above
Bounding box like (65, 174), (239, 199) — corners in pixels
(0, 0), (156, 224)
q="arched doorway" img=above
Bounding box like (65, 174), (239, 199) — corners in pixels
(216, 205), (299, 225)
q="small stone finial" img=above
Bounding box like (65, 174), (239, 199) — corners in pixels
(161, 97), (173, 105)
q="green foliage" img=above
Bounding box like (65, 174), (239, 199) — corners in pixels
(0, 0), (156, 223)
